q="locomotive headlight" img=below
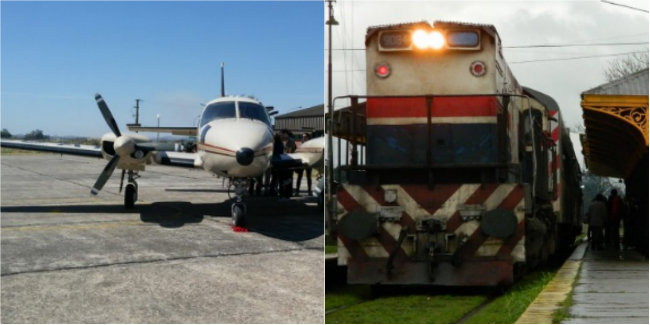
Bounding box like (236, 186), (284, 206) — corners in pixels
(412, 29), (445, 50)
(412, 29), (430, 49)
(429, 30), (445, 49)
(384, 189), (397, 203)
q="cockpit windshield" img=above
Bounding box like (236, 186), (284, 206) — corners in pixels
(200, 100), (271, 127)
(239, 102), (271, 126)
(200, 101), (236, 126)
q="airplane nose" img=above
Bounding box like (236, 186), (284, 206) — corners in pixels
(235, 147), (255, 166)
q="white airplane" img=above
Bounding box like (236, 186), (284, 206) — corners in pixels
(1, 64), (324, 227)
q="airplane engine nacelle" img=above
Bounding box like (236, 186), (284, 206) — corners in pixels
(100, 132), (151, 171)
(294, 136), (325, 174)
(100, 132), (117, 160)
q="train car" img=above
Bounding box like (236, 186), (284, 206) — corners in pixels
(332, 21), (581, 286)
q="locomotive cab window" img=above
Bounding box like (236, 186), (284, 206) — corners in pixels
(446, 30), (481, 49)
(378, 30), (412, 51)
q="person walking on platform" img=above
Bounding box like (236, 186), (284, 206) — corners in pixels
(586, 194), (607, 250)
(606, 189), (623, 249)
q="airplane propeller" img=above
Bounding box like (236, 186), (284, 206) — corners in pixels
(95, 94), (121, 137)
(90, 93), (154, 195)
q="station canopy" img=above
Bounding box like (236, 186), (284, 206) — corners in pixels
(580, 68), (649, 178)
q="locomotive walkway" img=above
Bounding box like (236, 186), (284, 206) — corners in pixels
(516, 241), (648, 324)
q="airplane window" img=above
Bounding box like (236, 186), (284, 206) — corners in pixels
(239, 102), (271, 126)
(200, 101), (236, 126)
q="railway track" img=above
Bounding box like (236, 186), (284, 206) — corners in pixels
(325, 253), (567, 324)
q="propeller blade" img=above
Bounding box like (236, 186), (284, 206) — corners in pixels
(95, 93), (121, 137)
(90, 155), (120, 195)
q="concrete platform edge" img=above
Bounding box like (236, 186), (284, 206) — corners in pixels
(515, 242), (588, 324)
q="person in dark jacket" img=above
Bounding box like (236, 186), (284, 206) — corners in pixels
(267, 133), (284, 196)
(295, 133), (313, 196)
(606, 189), (622, 249)
(586, 194), (607, 250)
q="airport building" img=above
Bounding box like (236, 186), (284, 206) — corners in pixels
(273, 104), (324, 136)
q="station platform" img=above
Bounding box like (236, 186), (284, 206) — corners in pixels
(517, 241), (648, 324)
(563, 245), (648, 324)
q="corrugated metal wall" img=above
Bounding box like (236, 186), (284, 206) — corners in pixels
(274, 115), (324, 133)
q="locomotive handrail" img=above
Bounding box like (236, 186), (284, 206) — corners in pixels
(326, 93), (541, 188)
(339, 162), (514, 170)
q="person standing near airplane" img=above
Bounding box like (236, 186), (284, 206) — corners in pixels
(295, 133), (313, 196)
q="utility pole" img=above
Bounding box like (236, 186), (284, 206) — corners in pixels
(156, 114), (160, 143)
(326, 0), (338, 238)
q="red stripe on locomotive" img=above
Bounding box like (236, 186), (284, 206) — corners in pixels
(366, 96), (500, 118)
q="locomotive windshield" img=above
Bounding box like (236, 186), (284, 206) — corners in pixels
(447, 31), (479, 47)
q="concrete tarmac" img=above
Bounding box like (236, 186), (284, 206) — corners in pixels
(1, 154), (324, 323)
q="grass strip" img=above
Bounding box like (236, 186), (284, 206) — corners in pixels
(1, 148), (47, 155)
(326, 290), (486, 324)
(325, 285), (372, 312)
(464, 270), (556, 324)
(325, 245), (337, 254)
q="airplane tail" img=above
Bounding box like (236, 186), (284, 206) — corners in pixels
(220, 62), (225, 97)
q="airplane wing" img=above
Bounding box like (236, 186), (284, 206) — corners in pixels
(270, 153), (304, 169)
(127, 125), (197, 136)
(154, 151), (201, 168)
(1, 139), (103, 158)
(1, 139), (201, 169)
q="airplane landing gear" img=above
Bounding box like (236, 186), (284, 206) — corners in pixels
(122, 170), (139, 209)
(231, 178), (249, 227)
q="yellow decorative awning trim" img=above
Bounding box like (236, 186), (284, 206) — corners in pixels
(581, 94), (648, 146)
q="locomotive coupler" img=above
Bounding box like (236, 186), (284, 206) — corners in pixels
(386, 226), (408, 275)
(427, 242), (438, 281)
(419, 217), (445, 233)
(452, 234), (469, 267)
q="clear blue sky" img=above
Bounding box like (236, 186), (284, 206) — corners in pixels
(1, 1), (324, 137)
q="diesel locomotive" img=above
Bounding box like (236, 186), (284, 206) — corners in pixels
(331, 21), (582, 286)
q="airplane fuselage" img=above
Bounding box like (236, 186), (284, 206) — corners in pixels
(198, 118), (273, 178)
(195, 96), (274, 178)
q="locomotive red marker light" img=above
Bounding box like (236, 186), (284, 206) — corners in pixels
(375, 63), (391, 78)
(470, 61), (486, 76)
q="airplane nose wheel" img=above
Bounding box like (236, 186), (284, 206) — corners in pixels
(123, 170), (139, 209)
(125, 183), (137, 209)
(231, 202), (247, 227)
(231, 178), (249, 227)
